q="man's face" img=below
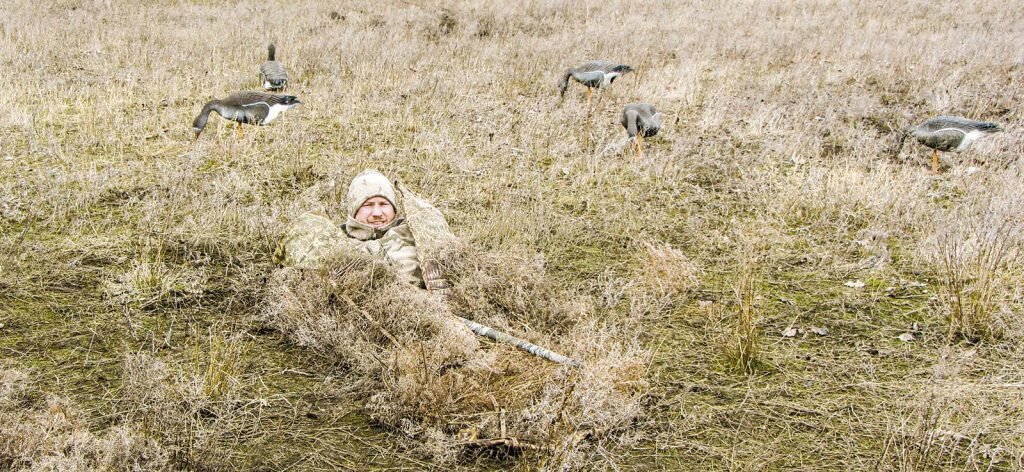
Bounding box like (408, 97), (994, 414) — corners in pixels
(354, 196), (396, 228)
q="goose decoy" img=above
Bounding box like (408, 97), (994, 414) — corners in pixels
(904, 116), (1003, 173)
(259, 43), (289, 91)
(621, 103), (662, 157)
(558, 61), (634, 108)
(192, 92), (300, 140)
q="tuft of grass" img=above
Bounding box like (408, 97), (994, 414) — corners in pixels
(639, 241), (702, 300)
(928, 190), (1023, 342)
(726, 262), (762, 375)
(102, 241), (206, 310)
(194, 331), (247, 401)
(118, 345), (256, 470)
(935, 232), (1005, 342)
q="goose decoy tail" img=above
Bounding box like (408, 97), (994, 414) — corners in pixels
(978, 122), (1003, 133)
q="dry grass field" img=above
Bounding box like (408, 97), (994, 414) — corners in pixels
(2, 0), (1024, 470)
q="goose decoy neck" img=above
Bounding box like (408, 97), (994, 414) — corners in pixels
(267, 43), (276, 61)
(558, 69), (573, 97)
(192, 100), (225, 138)
(624, 110), (640, 137)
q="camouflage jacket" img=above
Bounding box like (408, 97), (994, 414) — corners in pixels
(273, 182), (455, 288)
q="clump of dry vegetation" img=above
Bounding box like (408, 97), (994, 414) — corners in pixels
(725, 262), (762, 374)
(879, 348), (1024, 470)
(1, 364), (169, 471)
(923, 182), (1024, 341)
(265, 246), (649, 466)
(636, 241), (702, 301)
(2, 0), (1024, 469)
(117, 345), (255, 470)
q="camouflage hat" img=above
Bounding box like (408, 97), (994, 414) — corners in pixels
(347, 169), (398, 217)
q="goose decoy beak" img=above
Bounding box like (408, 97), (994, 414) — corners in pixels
(193, 129), (202, 141)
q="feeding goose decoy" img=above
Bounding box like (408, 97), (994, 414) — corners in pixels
(621, 103), (662, 157)
(192, 92), (300, 140)
(903, 116), (1003, 173)
(259, 43), (289, 91)
(558, 61), (634, 108)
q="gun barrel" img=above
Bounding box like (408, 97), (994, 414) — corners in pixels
(457, 317), (579, 366)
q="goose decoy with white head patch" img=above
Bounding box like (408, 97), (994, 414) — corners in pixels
(558, 61), (634, 108)
(192, 92), (300, 140)
(903, 116), (1002, 173)
(621, 103), (662, 157)
(260, 43), (289, 91)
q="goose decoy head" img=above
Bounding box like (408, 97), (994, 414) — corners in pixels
(192, 103), (216, 141)
(192, 117), (207, 141)
(900, 111), (919, 133)
(614, 64), (635, 74)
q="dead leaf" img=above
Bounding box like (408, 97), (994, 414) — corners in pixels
(844, 280), (866, 289)
(809, 326), (828, 336)
(781, 327), (798, 338)
(898, 333), (915, 342)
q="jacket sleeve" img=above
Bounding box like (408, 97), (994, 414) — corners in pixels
(273, 212), (361, 268)
(394, 183), (458, 264)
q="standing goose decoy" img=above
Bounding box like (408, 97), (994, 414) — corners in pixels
(903, 116), (1002, 173)
(558, 61), (634, 108)
(259, 43), (289, 91)
(621, 103), (662, 157)
(192, 92), (300, 140)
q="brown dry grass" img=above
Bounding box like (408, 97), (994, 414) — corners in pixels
(265, 246), (648, 466)
(2, 0), (1024, 469)
(1, 363), (169, 470)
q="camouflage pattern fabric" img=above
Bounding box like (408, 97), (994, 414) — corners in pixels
(273, 212), (356, 268)
(274, 175), (457, 289)
(341, 170), (423, 286)
(345, 217), (423, 286)
(346, 169), (397, 218)
(395, 182), (457, 264)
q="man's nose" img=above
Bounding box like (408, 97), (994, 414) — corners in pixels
(371, 205), (383, 216)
